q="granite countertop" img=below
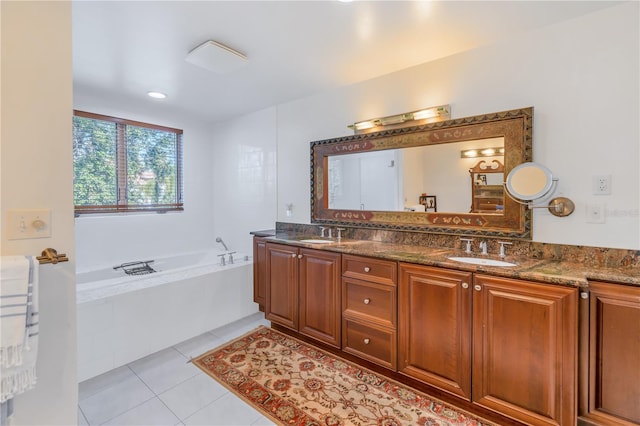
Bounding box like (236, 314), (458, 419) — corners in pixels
(263, 232), (640, 289)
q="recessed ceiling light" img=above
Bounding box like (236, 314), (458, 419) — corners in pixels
(147, 91), (167, 99)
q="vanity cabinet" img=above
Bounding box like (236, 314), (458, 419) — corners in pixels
(265, 242), (341, 348)
(252, 236), (267, 309)
(579, 281), (640, 425)
(342, 254), (397, 369)
(398, 264), (578, 426)
(472, 274), (577, 426)
(398, 263), (473, 400)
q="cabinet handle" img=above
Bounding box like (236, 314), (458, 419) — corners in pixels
(461, 282), (469, 289)
(298, 254), (303, 259)
(291, 253), (297, 258)
(474, 284), (482, 291)
(364, 267), (371, 272)
(363, 338), (370, 345)
(363, 298), (371, 305)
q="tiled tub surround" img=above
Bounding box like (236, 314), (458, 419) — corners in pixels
(77, 251), (258, 382)
(269, 222), (640, 288)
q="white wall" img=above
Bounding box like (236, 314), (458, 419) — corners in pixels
(273, 3), (639, 250)
(1, 2), (77, 424)
(74, 2), (639, 266)
(72, 97), (216, 272)
(211, 108), (278, 256)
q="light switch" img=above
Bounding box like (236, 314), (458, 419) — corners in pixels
(7, 209), (51, 239)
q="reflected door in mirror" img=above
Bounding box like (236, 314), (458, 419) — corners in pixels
(328, 150), (400, 211)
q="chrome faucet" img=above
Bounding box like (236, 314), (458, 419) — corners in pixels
(498, 241), (513, 258)
(460, 238), (473, 254)
(319, 226), (327, 237)
(215, 237), (229, 251)
(479, 241), (488, 255)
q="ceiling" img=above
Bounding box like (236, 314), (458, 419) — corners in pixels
(72, 1), (620, 123)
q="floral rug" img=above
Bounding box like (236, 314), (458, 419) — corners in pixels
(192, 326), (495, 426)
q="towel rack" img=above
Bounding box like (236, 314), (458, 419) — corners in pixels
(36, 248), (68, 265)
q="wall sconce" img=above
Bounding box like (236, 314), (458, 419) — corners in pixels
(348, 105), (451, 134)
(460, 147), (505, 158)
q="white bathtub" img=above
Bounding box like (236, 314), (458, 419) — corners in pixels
(76, 250), (258, 381)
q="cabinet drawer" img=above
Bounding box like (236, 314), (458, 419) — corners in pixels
(342, 254), (397, 285)
(343, 278), (396, 327)
(343, 319), (396, 370)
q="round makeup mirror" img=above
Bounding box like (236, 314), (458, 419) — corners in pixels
(505, 162), (554, 201)
(504, 162), (574, 217)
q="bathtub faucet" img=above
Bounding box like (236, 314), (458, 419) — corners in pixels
(215, 237), (229, 251)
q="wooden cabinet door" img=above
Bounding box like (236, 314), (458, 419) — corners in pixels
(398, 263), (473, 400)
(472, 275), (577, 426)
(580, 282), (640, 425)
(265, 243), (298, 331)
(252, 237), (267, 308)
(298, 248), (341, 348)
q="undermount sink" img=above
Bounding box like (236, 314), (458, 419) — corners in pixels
(448, 257), (518, 267)
(299, 239), (335, 244)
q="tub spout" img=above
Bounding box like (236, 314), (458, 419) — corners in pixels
(215, 237), (229, 251)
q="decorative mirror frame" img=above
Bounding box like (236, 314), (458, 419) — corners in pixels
(310, 107), (533, 239)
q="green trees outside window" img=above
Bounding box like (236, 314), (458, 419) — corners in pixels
(73, 111), (183, 214)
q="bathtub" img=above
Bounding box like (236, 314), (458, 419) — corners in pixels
(76, 250), (258, 381)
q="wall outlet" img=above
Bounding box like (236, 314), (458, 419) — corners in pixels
(592, 174), (611, 195)
(586, 204), (605, 224)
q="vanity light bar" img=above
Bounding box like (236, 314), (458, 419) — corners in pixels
(348, 105), (451, 133)
(461, 147), (505, 158)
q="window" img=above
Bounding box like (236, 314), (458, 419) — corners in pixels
(73, 110), (183, 215)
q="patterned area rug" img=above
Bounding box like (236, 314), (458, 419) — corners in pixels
(192, 326), (495, 426)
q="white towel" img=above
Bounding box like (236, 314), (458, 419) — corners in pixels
(0, 256), (30, 368)
(1, 256), (38, 403)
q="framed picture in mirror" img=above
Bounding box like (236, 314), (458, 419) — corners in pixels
(419, 194), (437, 212)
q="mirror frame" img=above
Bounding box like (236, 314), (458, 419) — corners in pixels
(310, 107), (533, 239)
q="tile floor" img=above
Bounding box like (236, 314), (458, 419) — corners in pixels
(78, 312), (275, 425)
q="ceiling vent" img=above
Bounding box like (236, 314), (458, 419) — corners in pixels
(185, 40), (247, 74)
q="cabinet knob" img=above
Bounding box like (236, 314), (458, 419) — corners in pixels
(291, 253), (297, 258)
(363, 338), (370, 345)
(580, 292), (589, 299)
(364, 267), (371, 272)
(474, 284), (482, 291)
(461, 282), (469, 289)
(363, 298), (371, 305)
(297, 254), (303, 259)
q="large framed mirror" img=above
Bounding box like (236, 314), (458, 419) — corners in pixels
(310, 107), (533, 239)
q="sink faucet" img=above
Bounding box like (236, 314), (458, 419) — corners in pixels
(498, 241), (513, 258)
(319, 226), (327, 237)
(460, 238), (473, 254)
(479, 241), (488, 255)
